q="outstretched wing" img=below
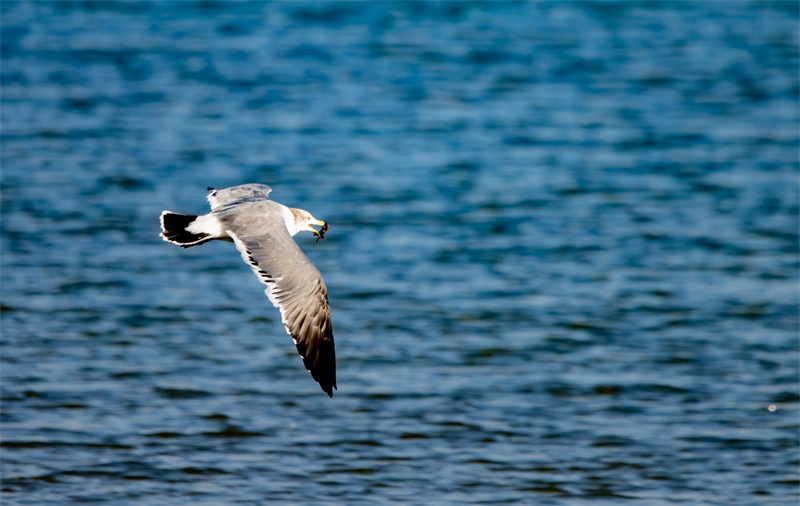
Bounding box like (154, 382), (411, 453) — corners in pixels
(221, 207), (336, 397)
(207, 184), (272, 211)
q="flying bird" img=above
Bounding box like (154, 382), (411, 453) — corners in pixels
(159, 184), (336, 397)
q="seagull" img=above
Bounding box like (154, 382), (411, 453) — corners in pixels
(159, 184), (336, 397)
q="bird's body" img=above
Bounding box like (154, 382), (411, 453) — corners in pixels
(159, 184), (336, 397)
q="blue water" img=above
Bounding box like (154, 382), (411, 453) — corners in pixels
(2, 2), (798, 504)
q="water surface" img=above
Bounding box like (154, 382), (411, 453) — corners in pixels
(2, 2), (798, 504)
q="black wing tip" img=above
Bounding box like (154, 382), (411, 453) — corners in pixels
(295, 333), (336, 397)
(315, 369), (337, 397)
(321, 380), (337, 397)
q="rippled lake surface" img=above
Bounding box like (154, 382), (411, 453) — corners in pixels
(2, 2), (798, 504)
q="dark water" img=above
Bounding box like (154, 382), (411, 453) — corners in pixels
(2, 2), (798, 504)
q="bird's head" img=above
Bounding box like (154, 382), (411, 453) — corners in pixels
(291, 208), (328, 241)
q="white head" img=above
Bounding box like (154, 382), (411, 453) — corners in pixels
(288, 207), (328, 239)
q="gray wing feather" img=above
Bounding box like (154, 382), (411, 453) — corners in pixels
(220, 205), (336, 397)
(207, 184), (272, 211)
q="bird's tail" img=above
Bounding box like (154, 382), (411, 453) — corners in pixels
(159, 211), (213, 248)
